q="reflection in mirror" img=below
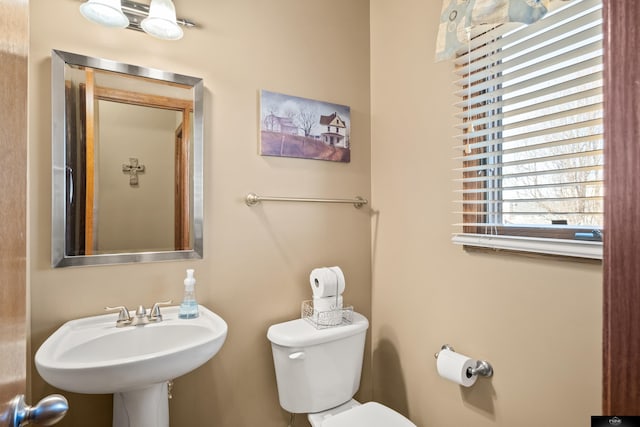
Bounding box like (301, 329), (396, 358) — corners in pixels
(51, 50), (203, 267)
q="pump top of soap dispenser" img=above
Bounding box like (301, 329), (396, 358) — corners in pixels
(184, 269), (195, 290)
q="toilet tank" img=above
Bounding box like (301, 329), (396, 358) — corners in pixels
(267, 312), (369, 414)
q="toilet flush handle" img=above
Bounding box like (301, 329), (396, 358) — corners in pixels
(288, 351), (305, 360)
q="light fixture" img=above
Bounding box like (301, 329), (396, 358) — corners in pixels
(79, 0), (129, 28)
(79, 0), (196, 40)
(141, 0), (183, 40)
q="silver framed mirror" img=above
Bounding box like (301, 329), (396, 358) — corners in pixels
(51, 50), (204, 267)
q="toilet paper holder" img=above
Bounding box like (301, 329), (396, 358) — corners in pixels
(434, 344), (494, 378)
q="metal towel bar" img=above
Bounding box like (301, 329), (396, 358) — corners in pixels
(245, 193), (368, 209)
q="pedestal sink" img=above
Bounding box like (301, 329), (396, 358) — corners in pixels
(35, 305), (227, 427)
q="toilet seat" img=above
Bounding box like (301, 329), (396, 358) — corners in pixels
(321, 402), (415, 427)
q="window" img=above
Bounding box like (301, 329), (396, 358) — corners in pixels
(452, 0), (603, 259)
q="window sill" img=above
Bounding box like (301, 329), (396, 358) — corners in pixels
(452, 234), (603, 260)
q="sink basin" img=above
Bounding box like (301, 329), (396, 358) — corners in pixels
(35, 304), (227, 427)
(35, 305), (227, 394)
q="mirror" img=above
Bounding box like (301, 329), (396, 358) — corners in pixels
(51, 50), (203, 267)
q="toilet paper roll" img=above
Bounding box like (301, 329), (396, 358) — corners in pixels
(313, 296), (344, 326)
(315, 310), (343, 327)
(312, 295), (344, 312)
(436, 348), (478, 387)
(309, 267), (345, 297)
(328, 266), (345, 294)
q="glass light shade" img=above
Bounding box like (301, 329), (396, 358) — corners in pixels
(141, 0), (184, 40)
(79, 0), (129, 28)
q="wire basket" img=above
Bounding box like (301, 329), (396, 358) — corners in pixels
(301, 300), (353, 329)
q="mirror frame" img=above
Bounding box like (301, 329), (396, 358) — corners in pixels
(51, 49), (204, 267)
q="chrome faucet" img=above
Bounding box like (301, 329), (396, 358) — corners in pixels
(131, 305), (150, 326)
(105, 300), (172, 327)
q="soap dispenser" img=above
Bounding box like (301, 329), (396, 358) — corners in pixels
(179, 269), (199, 319)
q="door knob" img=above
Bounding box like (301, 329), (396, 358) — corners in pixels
(3, 394), (68, 426)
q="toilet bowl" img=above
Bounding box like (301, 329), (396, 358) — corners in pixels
(267, 313), (415, 426)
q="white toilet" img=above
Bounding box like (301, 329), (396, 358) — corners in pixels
(267, 312), (416, 427)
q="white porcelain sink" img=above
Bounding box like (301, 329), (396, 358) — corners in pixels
(35, 305), (227, 427)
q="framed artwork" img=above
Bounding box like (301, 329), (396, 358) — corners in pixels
(259, 90), (351, 163)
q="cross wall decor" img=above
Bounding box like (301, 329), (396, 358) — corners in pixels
(122, 157), (145, 186)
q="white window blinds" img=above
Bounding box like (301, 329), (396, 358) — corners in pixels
(452, 0), (603, 259)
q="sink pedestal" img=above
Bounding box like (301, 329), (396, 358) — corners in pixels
(113, 382), (169, 427)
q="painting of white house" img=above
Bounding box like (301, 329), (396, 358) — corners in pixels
(260, 90), (351, 163)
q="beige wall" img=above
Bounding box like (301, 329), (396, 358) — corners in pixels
(28, 1), (371, 426)
(369, 1), (602, 427)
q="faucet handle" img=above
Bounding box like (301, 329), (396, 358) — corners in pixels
(149, 300), (173, 321)
(105, 306), (131, 327)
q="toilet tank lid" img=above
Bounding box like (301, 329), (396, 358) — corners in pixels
(322, 402), (416, 427)
(267, 312), (368, 347)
